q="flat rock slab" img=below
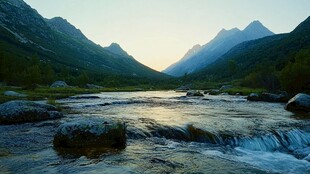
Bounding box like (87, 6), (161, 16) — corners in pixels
(0, 100), (63, 124)
(53, 118), (126, 149)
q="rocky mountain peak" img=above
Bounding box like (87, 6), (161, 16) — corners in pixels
(292, 16), (310, 33)
(243, 20), (274, 40)
(47, 17), (88, 41)
(104, 43), (130, 57)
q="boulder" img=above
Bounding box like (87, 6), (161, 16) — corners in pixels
(50, 81), (69, 88)
(261, 92), (289, 103)
(3, 91), (27, 97)
(186, 91), (204, 97)
(285, 93), (310, 112)
(0, 100), (63, 124)
(247, 93), (260, 101)
(175, 85), (191, 92)
(86, 84), (103, 89)
(53, 119), (126, 149)
(247, 92), (289, 103)
(220, 85), (233, 91)
(208, 89), (220, 95)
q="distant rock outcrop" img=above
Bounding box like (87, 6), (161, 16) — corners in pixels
(0, 100), (63, 124)
(50, 81), (69, 88)
(86, 84), (103, 89)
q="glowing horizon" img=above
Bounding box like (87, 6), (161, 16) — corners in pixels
(24, 0), (310, 71)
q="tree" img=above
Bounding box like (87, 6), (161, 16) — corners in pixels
(26, 65), (41, 86)
(60, 66), (69, 81)
(77, 71), (89, 87)
(280, 49), (310, 93)
(228, 60), (237, 76)
(42, 65), (56, 84)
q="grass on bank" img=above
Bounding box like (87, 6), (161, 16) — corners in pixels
(222, 86), (266, 96)
(0, 86), (161, 104)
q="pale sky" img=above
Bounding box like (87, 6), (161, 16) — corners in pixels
(24, 0), (310, 71)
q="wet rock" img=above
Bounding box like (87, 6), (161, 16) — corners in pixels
(304, 154), (310, 162)
(69, 95), (100, 99)
(247, 93), (261, 101)
(186, 91), (204, 97)
(261, 92), (289, 103)
(247, 92), (289, 103)
(50, 81), (69, 88)
(220, 85), (233, 91)
(3, 90), (27, 97)
(86, 84), (103, 89)
(285, 93), (310, 112)
(208, 89), (220, 95)
(0, 100), (63, 124)
(53, 118), (126, 149)
(175, 85), (191, 92)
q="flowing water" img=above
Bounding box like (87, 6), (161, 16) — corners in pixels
(1, 91), (310, 173)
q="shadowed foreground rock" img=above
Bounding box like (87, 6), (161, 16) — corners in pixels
(285, 93), (310, 112)
(53, 119), (126, 149)
(0, 100), (63, 124)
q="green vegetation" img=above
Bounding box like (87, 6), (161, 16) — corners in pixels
(0, 51), (180, 91)
(185, 17), (310, 95)
(222, 86), (266, 95)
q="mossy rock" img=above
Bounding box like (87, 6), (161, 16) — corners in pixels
(0, 100), (63, 124)
(53, 118), (126, 149)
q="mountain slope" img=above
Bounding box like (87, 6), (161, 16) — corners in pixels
(163, 21), (274, 77)
(0, 0), (165, 79)
(190, 16), (310, 84)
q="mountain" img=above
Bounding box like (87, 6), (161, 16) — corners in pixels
(104, 43), (130, 57)
(0, 0), (165, 79)
(189, 16), (310, 91)
(164, 44), (202, 74)
(46, 17), (89, 42)
(163, 21), (274, 77)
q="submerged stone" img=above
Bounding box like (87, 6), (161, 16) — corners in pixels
(53, 118), (126, 149)
(186, 91), (204, 97)
(0, 100), (63, 124)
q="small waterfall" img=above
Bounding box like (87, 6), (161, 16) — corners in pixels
(127, 117), (310, 154)
(228, 129), (310, 152)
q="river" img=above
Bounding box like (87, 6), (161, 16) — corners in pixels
(0, 91), (310, 173)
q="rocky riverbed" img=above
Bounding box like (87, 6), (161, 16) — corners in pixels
(0, 91), (310, 173)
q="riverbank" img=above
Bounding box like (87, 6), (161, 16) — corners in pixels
(0, 86), (164, 104)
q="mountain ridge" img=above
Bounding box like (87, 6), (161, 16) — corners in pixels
(163, 20), (274, 77)
(0, 0), (165, 79)
(188, 16), (310, 92)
